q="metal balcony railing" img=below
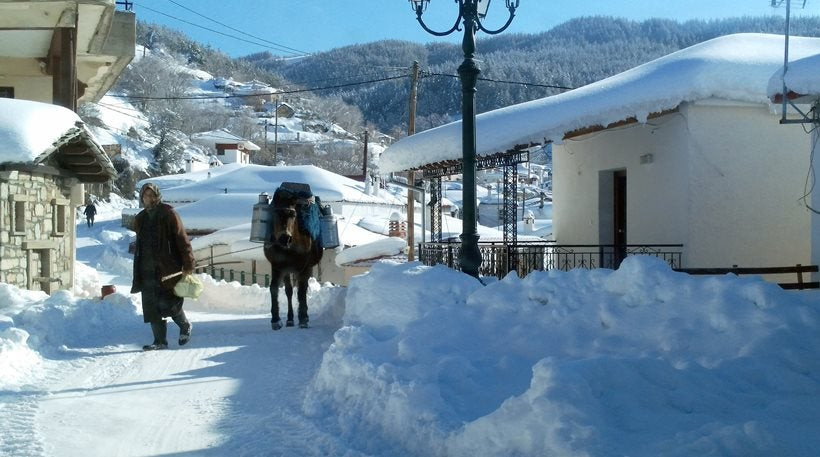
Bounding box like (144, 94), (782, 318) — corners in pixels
(418, 241), (683, 277)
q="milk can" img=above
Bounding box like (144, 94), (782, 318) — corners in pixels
(249, 192), (272, 243)
(319, 204), (340, 249)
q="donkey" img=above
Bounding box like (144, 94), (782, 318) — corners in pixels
(263, 184), (323, 330)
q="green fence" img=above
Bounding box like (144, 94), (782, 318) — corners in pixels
(195, 266), (270, 287)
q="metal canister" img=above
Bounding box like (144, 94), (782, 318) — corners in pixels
(249, 192), (272, 243)
(319, 205), (340, 249)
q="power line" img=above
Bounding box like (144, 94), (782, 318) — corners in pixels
(133, 2), (308, 57)
(422, 71), (574, 91)
(162, 0), (309, 56)
(282, 67), (410, 87)
(108, 74), (411, 101)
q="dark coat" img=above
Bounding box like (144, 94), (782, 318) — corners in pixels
(84, 204), (97, 217)
(131, 202), (195, 321)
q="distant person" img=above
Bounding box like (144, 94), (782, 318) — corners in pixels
(84, 203), (97, 228)
(130, 183), (195, 351)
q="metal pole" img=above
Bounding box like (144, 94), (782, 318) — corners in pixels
(274, 97), (280, 164)
(389, 179), (426, 244)
(407, 61), (420, 261)
(781, 0), (791, 123)
(457, 2), (482, 278)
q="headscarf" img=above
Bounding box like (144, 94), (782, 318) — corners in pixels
(140, 182), (162, 208)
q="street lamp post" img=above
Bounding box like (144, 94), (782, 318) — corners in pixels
(409, 0), (519, 278)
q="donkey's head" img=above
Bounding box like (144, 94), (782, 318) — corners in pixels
(271, 201), (298, 248)
(270, 186), (316, 250)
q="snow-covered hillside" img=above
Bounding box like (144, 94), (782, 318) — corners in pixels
(78, 46), (387, 199)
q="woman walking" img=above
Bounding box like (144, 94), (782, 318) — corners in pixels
(131, 183), (195, 350)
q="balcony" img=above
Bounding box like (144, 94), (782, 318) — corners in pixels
(418, 241), (683, 278)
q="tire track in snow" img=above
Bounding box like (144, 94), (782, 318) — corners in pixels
(0, 394), (46, 457)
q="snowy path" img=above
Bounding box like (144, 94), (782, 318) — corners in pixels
(4, 312), (364, 457)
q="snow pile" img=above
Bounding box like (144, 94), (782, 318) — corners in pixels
(72, 262), (104, 299)
(307, 256), (820, 456)
(13, 292), (140, 352)
(0, 284), (49, 389)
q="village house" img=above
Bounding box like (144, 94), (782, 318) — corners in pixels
(380, 33), (820, 282)
(191, 129), (260, 166)
(0, 0), (134, 293)
(233, 80), (278, 111)
(0, 99), (117, 293)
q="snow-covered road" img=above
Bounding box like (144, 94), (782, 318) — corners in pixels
(3, 311), (364, 457)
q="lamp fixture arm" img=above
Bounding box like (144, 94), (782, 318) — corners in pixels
(413, 3), (463, 36)
(475, 2), (518, 35)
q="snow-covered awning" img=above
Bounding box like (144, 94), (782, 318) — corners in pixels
(768, 51), (820, 104)
(380, 33), (820, 174)
(191, 128), (260, 151)
(0, 98), (116, 183)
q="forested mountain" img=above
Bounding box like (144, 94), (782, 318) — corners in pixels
(241, 15), (820, 136)
(133, 15), (820, 139)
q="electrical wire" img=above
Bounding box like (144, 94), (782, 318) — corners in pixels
(283, 68), (410, 87)
(133, 2), (307, 57)
(108, 74), (411, 101)
(163, 0), (309, 56)
(422, 71), (574, 91)
(799, 112), (820, 214)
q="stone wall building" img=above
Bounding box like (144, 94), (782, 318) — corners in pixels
(0, 99), (117, 293)
(0, 168), (77, 293)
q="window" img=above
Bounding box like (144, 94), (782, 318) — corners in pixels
(37, 248), (53, 293)
(52, 198), (69, 236)
(0, 86), (13, 98)
(14, 200), (25, 234)
(57, 205), (66, 233)
(11, 194), (33, 235)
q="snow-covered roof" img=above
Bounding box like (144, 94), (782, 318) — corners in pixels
(153, 164), (404, 205)
(0, 98), (116, 182)
(335, 237), (407, 266)
(190, 215), (389, 257)
(380, 33), (820, 173)
(233, 80), (278, 96)
(137, 162), (244, 190)
(768, 51), (820, 102)
(175, 194), (259, 232)
(191, 128), (260, 151)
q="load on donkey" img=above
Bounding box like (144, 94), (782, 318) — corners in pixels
(250, 182), (338, 330)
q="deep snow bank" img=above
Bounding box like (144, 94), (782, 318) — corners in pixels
(306, 256), (820, 457)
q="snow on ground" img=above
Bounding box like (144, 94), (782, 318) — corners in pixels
(2, 198), (820, 456)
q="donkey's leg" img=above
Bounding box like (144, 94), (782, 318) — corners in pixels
(270, 271), (283, 330)
(297, 270), (310, 328)
(284, 274), (295, 327)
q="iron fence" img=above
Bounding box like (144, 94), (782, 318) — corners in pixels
(195, 266), (270, 287)
(418, 241), (683, 277)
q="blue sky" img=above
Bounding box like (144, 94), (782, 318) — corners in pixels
(132, 0), (816, 57)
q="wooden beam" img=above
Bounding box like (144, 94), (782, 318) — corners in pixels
(563, 108), (678, 140)
(50, 27), (76, 110)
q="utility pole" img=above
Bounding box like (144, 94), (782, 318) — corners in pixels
(362, 130), (369, 180)
(263, 118), (269, 161)
(273, 97), (280, 164)
(407, 60), (420, 261)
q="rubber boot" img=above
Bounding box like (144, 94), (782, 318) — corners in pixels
(172, 311), (192, 346)
(143, 320), (168, 351)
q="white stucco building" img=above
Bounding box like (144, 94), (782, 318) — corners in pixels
(191, 129), (260, 166)
(380, 33), (820, 274)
